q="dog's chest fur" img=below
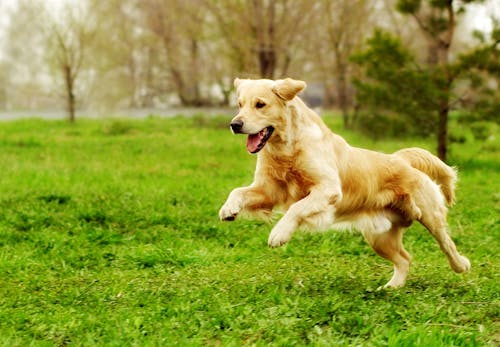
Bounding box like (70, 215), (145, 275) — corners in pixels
(260, 150), (315, 205)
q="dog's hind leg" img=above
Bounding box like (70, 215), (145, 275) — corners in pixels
(363, 225), (411, 288)
(418, 206), (471, 273)
(396, 192), (422, 220)
(415, 177), (471, 273)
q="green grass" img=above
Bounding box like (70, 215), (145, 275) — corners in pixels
(0, 116), (498, 346)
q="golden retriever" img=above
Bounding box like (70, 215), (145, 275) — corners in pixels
(219, 78), (470, 288)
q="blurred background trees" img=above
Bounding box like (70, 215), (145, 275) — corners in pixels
(0, 0), (498, 160)
(353, 0), (499, 161)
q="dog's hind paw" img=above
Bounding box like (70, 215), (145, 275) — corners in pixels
(450, 255), (471, 273)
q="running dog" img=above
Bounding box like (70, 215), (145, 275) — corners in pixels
(219, 77), (470, 288)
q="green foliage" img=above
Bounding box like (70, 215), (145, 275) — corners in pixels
(0, 117), (498, 345)
(396, 0), (421, 14)
(455, 25), (500, 124)
(353, 111), (410, 140)
(429, 0), (450, 9)
(101, 119), (135, 135)
(493, 26), (500, 43)
(352, 8), (499, 143)
(457, 44), (500, 76)
(428, 15), (450, 33)
(351, 30), (442, 138)
(468, 121), (498, 140)
(397, 0), (455, 35)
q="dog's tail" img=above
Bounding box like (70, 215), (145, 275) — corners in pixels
(395, 148), (457, 205)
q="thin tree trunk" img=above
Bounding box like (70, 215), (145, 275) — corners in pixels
(323, 82), (336, 108)
(337, 63), (350, 129)
(437, 97), (449, 161)
(436, 0), (455, 162)
(64, 64), (75, 123)
(258, 48), (276, 78)
(413, 0), (455, 162)
(190, 38), (202, 105)
(253, 0), (276, 78)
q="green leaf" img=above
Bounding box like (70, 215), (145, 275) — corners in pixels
(396, 0), (421, 14)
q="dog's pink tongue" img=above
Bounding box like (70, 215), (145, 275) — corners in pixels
(246, 133), (262, 153)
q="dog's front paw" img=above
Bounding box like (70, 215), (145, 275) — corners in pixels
(219, 201), (241, 221)
(268, 228), (292, 248)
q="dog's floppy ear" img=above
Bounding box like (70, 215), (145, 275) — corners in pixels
(272, 78), (306, 101)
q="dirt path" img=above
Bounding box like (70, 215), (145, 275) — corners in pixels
(0, 107), (234, 121)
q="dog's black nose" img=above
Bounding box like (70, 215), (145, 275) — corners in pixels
(230, 119), (244, 133)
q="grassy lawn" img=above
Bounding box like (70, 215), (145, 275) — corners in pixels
(0, 115), (498, 346)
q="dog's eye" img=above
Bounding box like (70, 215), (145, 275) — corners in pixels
(238, 101), (242, 108)
(256, 101), (266, 109)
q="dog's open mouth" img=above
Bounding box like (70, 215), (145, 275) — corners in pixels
(246, 126), (274, 153)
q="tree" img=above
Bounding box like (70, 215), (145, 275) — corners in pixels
(203, 0), (320, 79)
(90, 0), (157, 108)
(2, 0), (51, 110)
(397, 0), (457, 160)
(352, 31), (440, 137)
(4, 0), (97, 121)
(353, 0), (493, 161)
(141, 0), (207, 106)
(314, 0), (375, 128)
(0, 63), (7, 109)
(45, 2), (97, 122)
(455, 24), (500, 124)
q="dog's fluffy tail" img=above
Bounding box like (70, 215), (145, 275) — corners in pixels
(395, 148), (457, 205)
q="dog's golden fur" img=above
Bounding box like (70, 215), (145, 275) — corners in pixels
(219, 78), (470, 288)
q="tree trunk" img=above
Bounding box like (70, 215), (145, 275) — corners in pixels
(190, 38), (202, 104)
(218, 81), (232, 106)
(254, 0), (276, 79)
(437, 98), (449, 161)
(323, 82), (336, 108)
(435, 0), (455, 162)
(336, 62), (350, 129)
(169, 65), (190, 106)
(430, 40), (451, 162)
(413, 0), (455, 162)
(64, 64), (76, 123)
(258, 46), (276, 79)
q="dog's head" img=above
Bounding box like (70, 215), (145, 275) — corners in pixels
(230, 78), (306, 154)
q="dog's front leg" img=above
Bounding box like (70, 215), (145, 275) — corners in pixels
(268, 186), (341, 247)
(219, 185), (274, 221)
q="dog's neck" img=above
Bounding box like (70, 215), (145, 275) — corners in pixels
(262, 97), (326, 158)
(263, 102), (297, 154)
